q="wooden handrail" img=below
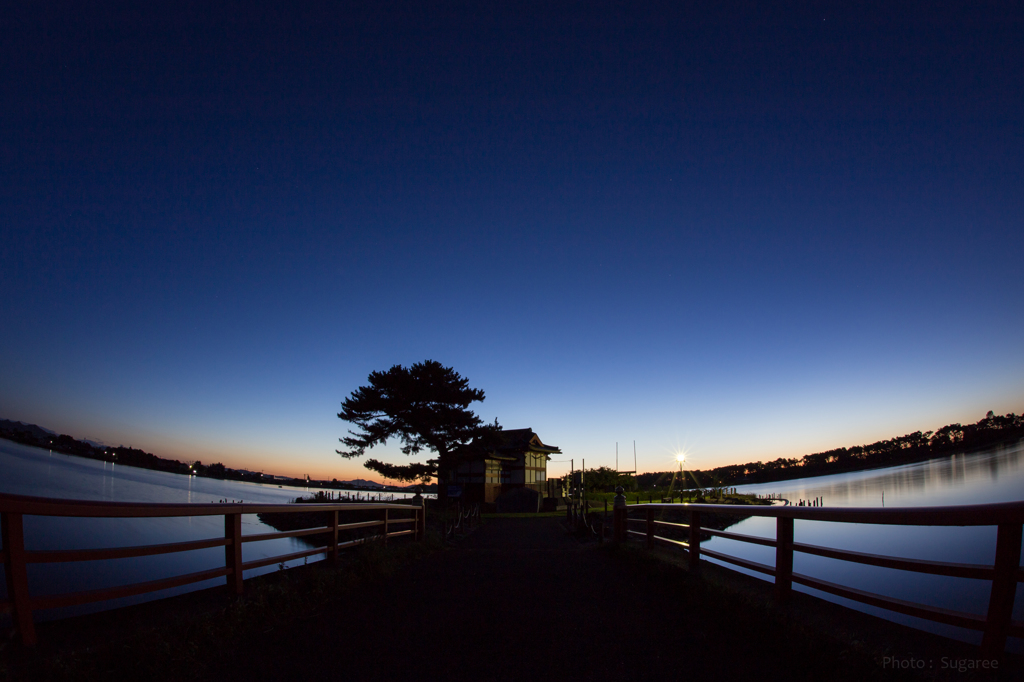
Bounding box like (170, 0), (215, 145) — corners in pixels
(0, 492), (424, 647)
(29, 566), (234, 611)
(387, 529), (415, 538)
(791, 572), (988, 631)
(792, 541), (995, 580)
(693, 526), (777, 549)
(241, 527), (345, 544)
(25, 537), (230, 563)
(700, 546), (776, 577)
(240, 546), (331, 572)
(621, 500), (1024, 657)
(627, 500), (1024, 525)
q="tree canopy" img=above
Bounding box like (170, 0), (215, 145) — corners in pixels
(337, 360), (499, 485)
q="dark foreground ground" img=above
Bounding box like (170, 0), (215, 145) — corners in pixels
(3, 517), (1021, 681)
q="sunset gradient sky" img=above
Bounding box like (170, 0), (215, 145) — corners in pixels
(2, 2), (1022, 481)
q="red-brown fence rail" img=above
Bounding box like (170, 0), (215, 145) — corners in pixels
(0, 492), (425, 646)
(614, 500), (1024, 658)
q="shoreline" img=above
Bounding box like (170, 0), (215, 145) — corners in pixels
(731, 436), (1024, 490)
(0, 431), (416, 495)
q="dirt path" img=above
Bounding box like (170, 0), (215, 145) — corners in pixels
(208, 517), (917, 682)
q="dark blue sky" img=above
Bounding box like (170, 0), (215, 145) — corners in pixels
(3, 2), (1022, 480)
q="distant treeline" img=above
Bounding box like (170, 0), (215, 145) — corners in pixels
(635, 411), (1024, 490)
(0, 418), (255, 481)
(0, 419), (408, 491)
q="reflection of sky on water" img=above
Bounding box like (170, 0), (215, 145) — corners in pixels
(736, 439), (1024, 507)
(2, 438), (1022, 649)
(711, 441), (1024, 650)
(0, 440), (414, 622)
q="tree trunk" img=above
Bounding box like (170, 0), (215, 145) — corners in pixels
(435, 450), (450, 509)
(436, 470), (448, 508)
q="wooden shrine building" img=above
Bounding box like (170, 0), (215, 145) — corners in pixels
(452, 428), (561, 511)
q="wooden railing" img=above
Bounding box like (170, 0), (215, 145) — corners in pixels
(614, 500), (1024, 658)
(0, 492), (425, 646)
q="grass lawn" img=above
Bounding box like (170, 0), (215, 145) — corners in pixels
(580, 491), (764, 506)
(0, 536), (439, 682)
(480, 511), (565, 519)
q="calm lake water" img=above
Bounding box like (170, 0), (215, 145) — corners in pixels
(0, 439), (416, 623)
(720, 439), (1024, 650)
(2, 437), (1022, 649)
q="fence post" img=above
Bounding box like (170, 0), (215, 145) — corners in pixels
(775, 516), (794, 603)
(981, 522), (1023, 658)
(600, 500), (607, 544)
(1, 512), (36, 646)
(613, 507), (626, 543)
(612, 486), (627, 543)
(646, 507), (655, 549)
(411, 492), (425, 541)
(327, 509), (339, 564)
(225, 512), (243, 595)
(688, 510), (701, 572)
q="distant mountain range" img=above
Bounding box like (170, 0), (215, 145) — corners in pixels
(342, 479), (385, 489)
(0, 419), (107, 449)
(0, 419), (55, 442)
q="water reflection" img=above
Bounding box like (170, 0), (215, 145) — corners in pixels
(712, 440), (1024, 650)
(736, 440), (1024, 508)
(0, 439), (417, 623)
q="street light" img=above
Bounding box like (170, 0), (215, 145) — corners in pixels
(676, 453), (686, 501)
